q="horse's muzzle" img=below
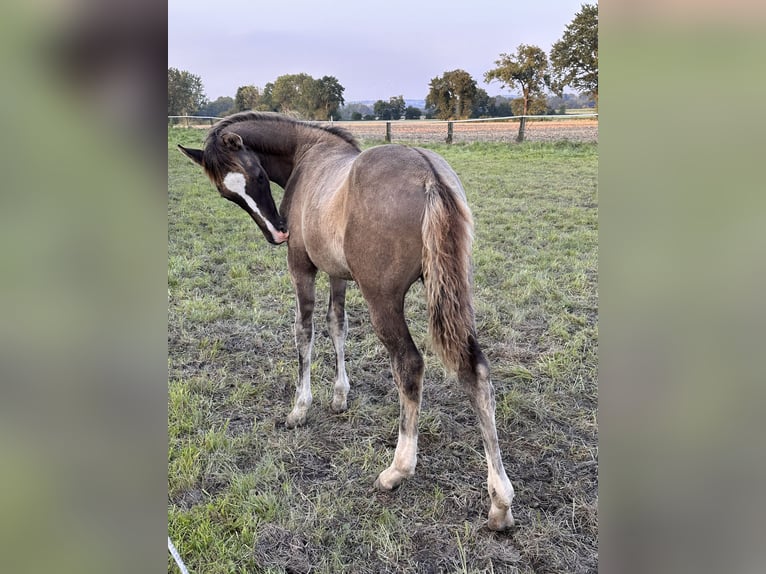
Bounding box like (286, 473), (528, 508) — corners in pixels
(272, 229), (289, 244)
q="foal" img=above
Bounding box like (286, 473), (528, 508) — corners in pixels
(179, 112), (515, 530)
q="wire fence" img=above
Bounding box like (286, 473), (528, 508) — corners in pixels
(168, 114), (598, 144)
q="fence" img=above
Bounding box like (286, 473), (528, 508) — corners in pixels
(168, 115), (221, 127)
(169, 114), (598, 144)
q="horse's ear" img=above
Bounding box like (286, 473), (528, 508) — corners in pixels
(221, 132), (244, 151)
(178, 145), (204, 166)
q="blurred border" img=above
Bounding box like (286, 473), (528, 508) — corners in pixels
(601, 1), (766, 573)
(0, 1), (167, 572)
(3, 0), (765, 571)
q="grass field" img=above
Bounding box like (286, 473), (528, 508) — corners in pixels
(168, 129), (598, 573)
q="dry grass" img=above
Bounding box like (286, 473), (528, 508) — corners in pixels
(168, 130), (598, 573)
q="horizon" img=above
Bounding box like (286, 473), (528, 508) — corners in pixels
(169, 0), (591, 102)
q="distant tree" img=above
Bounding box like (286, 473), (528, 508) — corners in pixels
(168, 67), (207, 116)
(471, 87), (492, 118)
(404, 106), (422, 120)
(270, 73), (316, 117)
(374, 95), (406, 120)
(267, 73), (346, 119)
(546, 92), (594, 112)
(550, 4), (598, 107)
(373, 99), (391, 120)
(340, 102), (373, 120)
(484, 45), (549, 117)
(260, 83), (275, 111)
(197, 96), (234, 117)
(510, 95), (547, 116)
(315, 76), (346, 120)
(389, 96), (406, 120)
(426, 69), (478, 119)
(351, 111), (363, 121)
(234, 85), (261, 111)
(489, 95), (513, 117)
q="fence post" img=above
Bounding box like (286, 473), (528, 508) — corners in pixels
(385, 121), (391, 143)
(516, 116), (527, 143)
(446, 121), (453, 144)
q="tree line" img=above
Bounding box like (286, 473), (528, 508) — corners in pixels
(169, 4), (596, 121)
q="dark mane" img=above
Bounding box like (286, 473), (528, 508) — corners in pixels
(212, 111), (359, 150)
(201, 111), (360, 184)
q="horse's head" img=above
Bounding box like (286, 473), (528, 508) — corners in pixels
(179, 132), (289, 245)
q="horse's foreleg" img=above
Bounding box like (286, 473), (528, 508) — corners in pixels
(327, 277), (350, 413)
(459, 349), (515, 530)
(286, 267), (316, 429)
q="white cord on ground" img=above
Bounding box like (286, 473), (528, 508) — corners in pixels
(168, 536), (190, 574)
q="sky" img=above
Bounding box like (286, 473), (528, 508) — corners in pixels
(168, 0), (590, 102)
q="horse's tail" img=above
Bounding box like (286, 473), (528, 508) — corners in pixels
(419, 150), (478, 374)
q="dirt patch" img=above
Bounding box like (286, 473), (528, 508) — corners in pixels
(253, 523), (321, 573)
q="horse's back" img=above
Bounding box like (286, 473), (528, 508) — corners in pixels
(343, 145), (438, 292)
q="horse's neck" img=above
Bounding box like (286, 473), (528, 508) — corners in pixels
(244, 120), (356, 191)
(260, 153), (294, 189)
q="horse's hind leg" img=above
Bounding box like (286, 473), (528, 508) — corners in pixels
(366, 297), (424, 490)
(286, 257), (317, 429)
(459, 343), (515, 530)
(327, 277), (350, 413)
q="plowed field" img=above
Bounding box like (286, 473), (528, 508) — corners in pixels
(336, 119), (598, 144)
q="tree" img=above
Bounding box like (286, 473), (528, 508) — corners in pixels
(484, 45), (549, 117)
(315, 76), (345, 120)
(168, 67), (207, 116)
(471, 88), (492, 118)
(549, 4), (598, 107)
(260, 83), (275, 111)
(234, 85), (261, 111)
(197, 96), (234, 117)
(373, 99), (392, 120)
(404, 106), (422, 120)
(374, 95), (406, 120)
(266, 73), (346, 119)
(270, 73), (316, 117)
(510, 95), (547, 116)
(489, 95), (513, 117)
(340, 102), (373, 120)
(425, 69), (479, 120)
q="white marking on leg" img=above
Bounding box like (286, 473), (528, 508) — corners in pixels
(328, 308), (350, 413)
(286, 301), (313, 428)
(222, 172), (288, 243)
(472, 369), (515, 529)
(392, 425), (418, 476)
(375, 397), (419, 490)
(287, 337), (312, 427)
(375, 431), (418, 490)
(332, 355), (349, 413)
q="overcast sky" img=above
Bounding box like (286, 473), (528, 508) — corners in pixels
(168, 0), (590, 102)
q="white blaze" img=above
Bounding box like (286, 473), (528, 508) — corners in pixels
(222, 172), (288, 243)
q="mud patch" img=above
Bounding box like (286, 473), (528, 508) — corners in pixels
(253, 523), (320, 573)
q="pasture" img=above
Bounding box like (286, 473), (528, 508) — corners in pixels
(168, 128), (598, 573)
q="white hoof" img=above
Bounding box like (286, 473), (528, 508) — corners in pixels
(373, 465), (412, 491)
(285, 410), (307, 429)
(331, 396), (348, 413)
(487, 504), (515, 531)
